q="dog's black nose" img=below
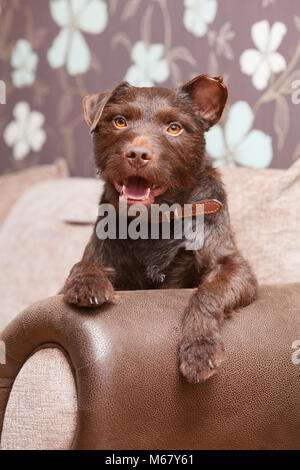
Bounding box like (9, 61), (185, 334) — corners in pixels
(125, 146), (152, 168)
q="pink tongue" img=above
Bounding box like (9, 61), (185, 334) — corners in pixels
(125, 176), (150, 199)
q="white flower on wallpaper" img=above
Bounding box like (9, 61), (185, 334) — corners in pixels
(183, 0), (217, 37)
(11, 39), (38, 88)
(262, 0), (275, 7)
(206, 101), (273, 168)
(125, 41), (170, 87)
(3, 102), (46, 160)
(47, 0), (108, 76)
(240, 20), (287, 90)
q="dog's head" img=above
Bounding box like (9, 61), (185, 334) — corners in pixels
(83, 74), (227, 207)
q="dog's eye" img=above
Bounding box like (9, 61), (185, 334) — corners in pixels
(167, 123), (182, 135)
(114, 116), (127, 128)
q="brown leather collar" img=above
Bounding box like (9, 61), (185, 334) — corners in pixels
(150, 199), (222, 223)
(64, 200), (222, 225)
(172, 199), (222, 219)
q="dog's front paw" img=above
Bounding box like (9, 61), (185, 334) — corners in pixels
(63, 276), (115, 307)
(179, 333), (226, 384)
(62, 263), (115, 308)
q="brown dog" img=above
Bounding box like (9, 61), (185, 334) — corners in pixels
(61, 75), (257, 383)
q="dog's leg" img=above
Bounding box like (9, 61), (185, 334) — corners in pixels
(61, 236), (115, 307)
(179, 252), (257, 383)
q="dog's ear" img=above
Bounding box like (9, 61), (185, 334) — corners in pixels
(83, 92), (110, 133)
(83, 82), (131, 133)
(181, 74), (228, 128)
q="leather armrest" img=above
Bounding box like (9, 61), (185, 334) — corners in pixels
(1, 285), (299, 450)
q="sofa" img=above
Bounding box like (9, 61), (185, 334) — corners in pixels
(0, 159), (300, 449)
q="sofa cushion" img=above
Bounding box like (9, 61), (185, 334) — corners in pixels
(0, 159), (68, 227)
(220, 158), (300, 286)
(1, 348), (77, 450)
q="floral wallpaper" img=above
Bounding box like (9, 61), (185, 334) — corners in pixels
(0, 0), (300, 176)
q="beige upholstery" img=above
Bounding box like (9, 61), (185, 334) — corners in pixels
(221, 159), (300, 286)
(0, 159), (68, 227)
(1, 349), (77, 450)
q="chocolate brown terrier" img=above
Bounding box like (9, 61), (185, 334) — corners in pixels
(62, 74), (257, 383)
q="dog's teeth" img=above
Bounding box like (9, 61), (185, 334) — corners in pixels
(152, 184), (157, 189)
(119, 186), (127, 202)
(141, 188), (151, 201)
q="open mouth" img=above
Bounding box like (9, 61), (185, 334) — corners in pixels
(114, 176), (167, 206)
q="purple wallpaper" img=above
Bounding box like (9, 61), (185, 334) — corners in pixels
(0, 0), (300, 176)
